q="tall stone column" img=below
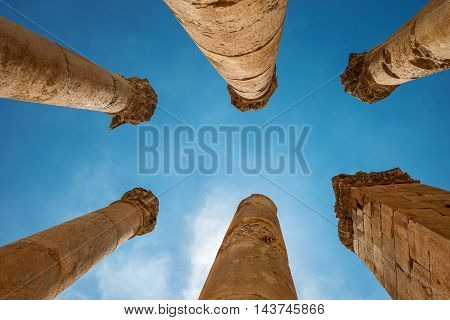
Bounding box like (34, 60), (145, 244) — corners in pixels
(164, 0), (287, 111)
(0, 188), (158, 300)
(0, 17), (157, 129)
(199, 194), (297, 300)
(332, 168), (450, 299)
(341, 0), (450, 103)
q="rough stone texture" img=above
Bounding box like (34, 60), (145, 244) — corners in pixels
(332, 169), (450, 299)
(0, 17), (157, 129)
(0, 188), (159, 300)
(199, 194), (297, 300)
(164, 0), (287, 111)
(332, 168), (418, 249)
(117, 187), (159, 235)
(341, 0), (450, 103)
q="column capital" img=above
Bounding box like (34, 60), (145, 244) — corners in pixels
(109, 77), (158, 129)
(340, 52), (398, 103)
(120, 187), (159, 235)
(228, 68), (278, 111)
(332, 168), (418, 249)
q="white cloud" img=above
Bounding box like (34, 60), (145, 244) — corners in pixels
(57, 288), (90, 300)
(296, 273), (344, 300)
(96, 244), (171, 300)
(181, 189), (239, 299)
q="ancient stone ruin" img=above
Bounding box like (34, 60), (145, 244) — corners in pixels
(332, 169), (450, 299)
(0, 188), (158, 299)
(341, 0), (450, 103)
(0, 0), (449, 301)
(200, 194), (298, 300)
(164, 0), (287, 111)
(0, 17), (158, 129)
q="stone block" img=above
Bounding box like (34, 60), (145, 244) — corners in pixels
(350, 187), (365, 207)
(373, 245), (384, 283)
(415, 185), (448, 194)
(372, 200), (382, 248)
(356, 207), (364, 232)
(383, 261), (397, 299)
(396, 266), (411, 300)
(357, 240), (366, 263)
(403, 194), (450, 202)
(364, 214), (373, 245)
(429, 231), (450, 299)
(373, 196), (412, 211)
(411, 261), (431, 286)
(381, 204), (394, 236)
(409, 222), (430, 270)
(363, 196), (372, 217)
(365, 244), (375, 273)
(410, 278), (431, 299)
(432, 207), (450, 218)
(393, 211), (412, 274)
(382, 234), (395, 262)
(396, 209), (445, 273)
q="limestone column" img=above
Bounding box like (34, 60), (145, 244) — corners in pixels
(0, 188), (158, 300)
(0, 17), (157, 129)
(164, 0), (287, 111)
(332, 168), (450, 299)
(341, 0), (450, 103)
(199, 194), (297, 300)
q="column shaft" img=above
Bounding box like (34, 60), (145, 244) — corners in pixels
(164, 0), (287, 111)
(341, 0), (450, 103)
(0, 188), (158, 299)
(199, 194), (297, 300)
(332, 169), (450, 299)
(0, 17), (157, 129)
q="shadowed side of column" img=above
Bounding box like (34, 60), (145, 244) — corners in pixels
(0, 188), (159, 299)
(163, 0), (287, 111)
(199, 194), (298, 300)
(0, 17), (157, 129)
(341, 0), (450, 103)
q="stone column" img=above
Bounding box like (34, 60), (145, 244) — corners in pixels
(164, 0), (287, 111)
(0, 17), (157, 129)
(199, 194), (297, 300)
(341, 0), (450, 103)
(332, 168), (450, 299)
(0, 188), (158, 300)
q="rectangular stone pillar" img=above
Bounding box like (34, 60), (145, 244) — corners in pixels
(0, 188), (158, 300)
(332, 168), (450, 299)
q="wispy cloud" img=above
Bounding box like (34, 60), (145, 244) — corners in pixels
(181, 188), (240, 299)
(296, 272), (345, 300)
(96, 243), (172, 300)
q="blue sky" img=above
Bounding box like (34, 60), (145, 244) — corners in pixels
(0, 0), (449, 299)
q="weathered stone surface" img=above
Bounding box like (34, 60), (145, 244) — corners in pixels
(332, 168), (450, 300)
(163, 0), (287, 110)
(199, 194), (297, 300)
(384, 261), (397, 299)
(397, 266), (411, 300)
(429, 228), (450, 298)
(0, 188), (159, 300)
(0, 17), (157, 128)
(332, 168), (417, 250)
(341, 0), (450, 103)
